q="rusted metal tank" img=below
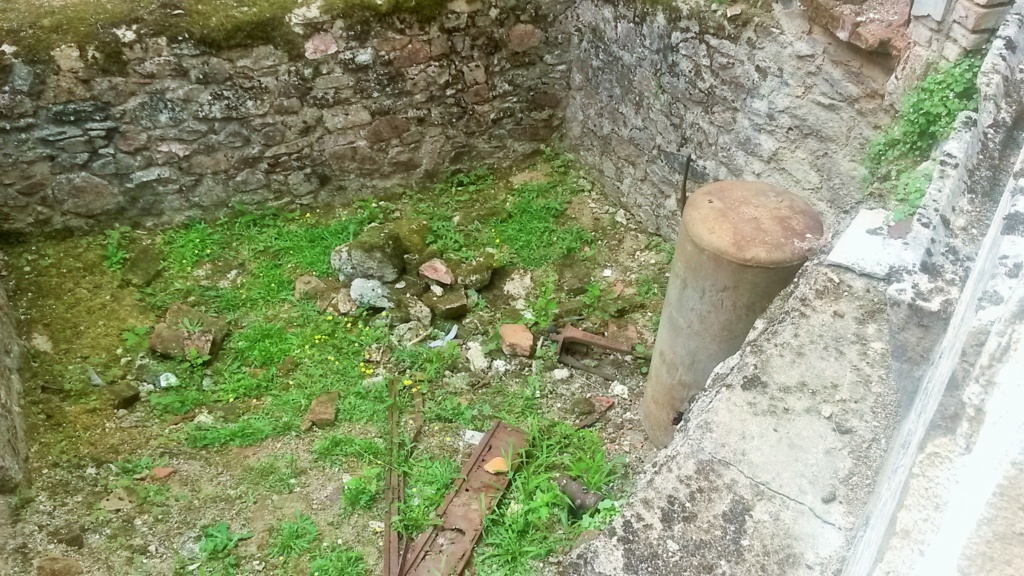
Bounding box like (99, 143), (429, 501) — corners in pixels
(641, 181), (824, 448)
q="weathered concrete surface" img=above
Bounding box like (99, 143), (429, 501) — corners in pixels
(0, 280), (25, 493)
(565, 263), (900, 574)
(567, 0), (894, 239)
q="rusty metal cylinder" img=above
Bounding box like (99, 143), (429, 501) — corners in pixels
(641, 181), (823, 448)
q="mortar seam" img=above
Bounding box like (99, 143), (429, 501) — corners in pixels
(707, 452), (841, 530)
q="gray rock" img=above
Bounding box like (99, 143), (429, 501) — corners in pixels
(422, 286), (469, 319)
(331, 225), (406, 282)
(51, 173), (121, 216)
(350, 278), (393, 309)
(393, 321), (428, 344)
(121, 245), (163, 287)
(106, 382), (140, 410)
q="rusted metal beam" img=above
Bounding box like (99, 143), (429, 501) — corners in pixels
(401, 421), (528, 576)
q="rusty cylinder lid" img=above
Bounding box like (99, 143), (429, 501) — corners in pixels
(682, 181), (824, 268)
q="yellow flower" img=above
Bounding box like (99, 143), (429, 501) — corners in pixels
(403, 379), (413, 386)
(326, 315), (334, 321)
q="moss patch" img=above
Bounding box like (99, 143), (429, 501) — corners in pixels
(1, 0), (450, 65)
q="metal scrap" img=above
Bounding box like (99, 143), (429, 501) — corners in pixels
(555, 476), (605, 515)
(401, 421), (528, 576)
(552, 324), (635, 381)
(574, 396), (615, 429)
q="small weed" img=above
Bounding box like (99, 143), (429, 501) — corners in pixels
(200, 521), (253, 559)
(394, 456), (460, 536)
(243, 454), (303, 493)
(120, 325), (150, 351)
(269, 512), (319, 560)
(635, 275), (662, 300)
(102, 227), (131, 271)
(525, 276), (559, 329)
(343, 467), (383, 510)
(581, 281), (613, 320)
(314, 434), (386, 467)
(308, 545), (368, 576)
(111, 456), (164, 479)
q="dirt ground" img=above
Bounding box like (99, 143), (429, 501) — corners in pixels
(0, 163), (671, 576)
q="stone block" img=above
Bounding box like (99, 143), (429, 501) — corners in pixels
(499, 324), (534, 357)
(306, 392), (339, 428)
(950, 20), (998, 50)
(953, 0), (1011, 30)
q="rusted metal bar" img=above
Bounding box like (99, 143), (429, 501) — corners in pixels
(384, 378), (402, 576)
(575, 396), (615, 429)
(552, 325), (634, 381)
(401, 421), (528, 576)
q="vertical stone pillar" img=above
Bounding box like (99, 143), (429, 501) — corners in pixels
(641, 181), (823, 448)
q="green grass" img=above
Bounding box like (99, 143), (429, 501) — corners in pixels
(59, 153), (629, 575)
(269, 512), (320, 560)
(866, 55), (983, 221)
(198, 521), (253, 576)
(410, 151), (591, 268)
(243, 454), (303, 493)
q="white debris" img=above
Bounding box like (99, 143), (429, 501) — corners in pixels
(158, 372), (179, 389)
(602, 268), (613, 278)
(553, 368), (571, 380)
(428, 324), (458, 348)
(465, 342), (491, 372)
(462, 429), (485, 446)
(611, 383), (629, 399)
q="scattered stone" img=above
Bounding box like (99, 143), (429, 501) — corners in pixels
(502, 270), (533, 309)
(606, 319), (639, 349)
(553, 368), (570, 380)
(394, 274), (429, 297)
(305, 33), (338, 60)
(569, 396), (596, 417)
(422, 286), (469, 319)
(150, 303), (229, 361)
(466, 342), (491, 373)
(821, 490), (837, 504)
(393, 321), (428, 345)
(306, 392), (339, 429)
(429, 284), (444, 296)
(484, 456), (509, 474)
(122, 245), (163, 287)
(50, 523), (85, 549)
(36, 556), (84, 576)
(508, 23), (543, 52)
(158, 373), (179, 389)
(611, 383), (629, 399)
(365, 115), (410, 144)
(455, 254), (496, 290)
(152, 466), (175, 480)
(99, 489), (131, 511)
(350, 278), (393, 309)
(29, 333), (54, 353)
(403, 296), (433, 326)
(448, 0), (482, 13)
(419, 258), (456, 285)
(107, 382), (140, 410)
(294, 275), (327, 300)
(499, 324), (534, 357)
(393, 218), (431, 260)
(334, 288), (357, 314)
(331, 225), (406, 282)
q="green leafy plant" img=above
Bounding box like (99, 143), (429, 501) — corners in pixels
(102, 227), (131, 271)
(243, 454), (303, 493)
(867, 55), (982, 220)
(525, 276), (559, 329)
(121, 325), (150, 350)
(308, 545), (367, 576)
(343, 467), (383, 511)
(200, 521), (253, 559)
(269, 512), (319, 560)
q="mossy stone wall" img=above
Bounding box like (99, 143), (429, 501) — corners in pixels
(0, 0), (572, 231)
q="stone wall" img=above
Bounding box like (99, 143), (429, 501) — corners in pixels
(890, 0), (1016, 100)
(566, 0), (896, 239)
(0, 282), (24, 493)
(0, 0), (571, 231)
